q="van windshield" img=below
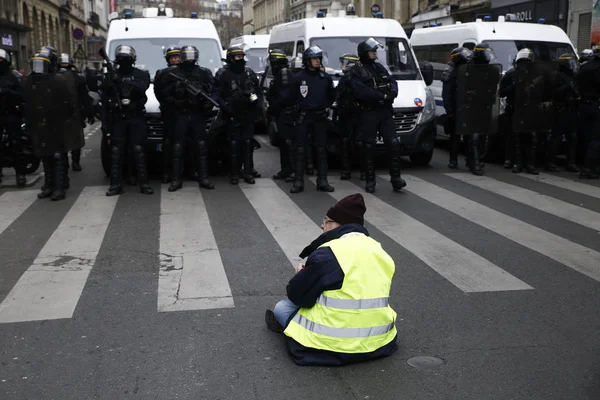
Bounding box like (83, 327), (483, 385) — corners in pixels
(483, 40), (576, 72)
(108, 38), (223, 79)
(245, 48), (268, 73)
(309, 37), (420, 80)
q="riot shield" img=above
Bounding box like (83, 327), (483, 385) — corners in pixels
(24, 71), (84, 157)
(512, 61), (559, 133)
(455, 63), (502, 135)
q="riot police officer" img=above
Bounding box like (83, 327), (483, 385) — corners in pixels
(350, 38), (406, 193)
(546, 53), (580, 173)
(334, 53), (360, 180)
(442, 47), (472, 170)
(577, 44), (600, 179)
(499, 48), (539, 175)
(284, 46), (335, 193)
(58, 53), (95, 172)
(0, 49), (26, 187)
(163, 45), (215, 191)
(215, 46), (261, 185)
(290, 57), (303, 74)
(267, 49), (295, 181)
(154, 45), (181, 183)
(103, 45), (153, 196)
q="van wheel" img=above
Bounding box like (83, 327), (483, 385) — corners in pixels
(410, 149), (434, 166)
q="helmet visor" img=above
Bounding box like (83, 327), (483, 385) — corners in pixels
(31, 57), (49, 74)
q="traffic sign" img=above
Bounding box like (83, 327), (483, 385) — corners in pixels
(370, 4), (381, 17)
(72, 28), (84, 41)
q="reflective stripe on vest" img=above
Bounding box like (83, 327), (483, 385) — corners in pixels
(316, 294), (389, 309)
(292, 314), (395, 338)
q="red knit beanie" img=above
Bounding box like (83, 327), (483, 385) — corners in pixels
(326, 193), (366, 225)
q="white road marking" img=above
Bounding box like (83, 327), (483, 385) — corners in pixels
(403, 175), (600, 284)
(0, 191), (38, 236)
(158, 185), (234, 312)
(0, 187), (118, 323)
(323, 177), (532, 293)
(519, 173), (600, 200)
(255, 135), (274, 149)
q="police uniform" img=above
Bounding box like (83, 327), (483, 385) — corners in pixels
(284, 46), (336, 193)
(350, 38), (406, 193)
(577, 47), (600, 179)
(103, 45), (153, 196)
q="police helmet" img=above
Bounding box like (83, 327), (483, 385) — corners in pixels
(302, 46), (323, 67)
(115, 45), (137, 62)
(339, 53), (359, 70)
(472, 42), (496, 65)
(180, 45), (199, 63)
(0, 49), (10, 64)
(268, 48), (288, 69)
(39, 46), (58, 70)
(226, 46), (246, 63)
(592, 43), (600, 56)
(290, 56), (303, 72)
(558, 53), (579, 75)
(164, 45), (181, 64)
(450, 47), (473, 65)
(514, 48), (534, 64)
(58, 53), (74, 69)
(357, 38), (381, 59)
(30, 53), (51, 74)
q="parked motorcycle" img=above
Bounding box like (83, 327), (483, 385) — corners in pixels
(0, 122), (41, 175)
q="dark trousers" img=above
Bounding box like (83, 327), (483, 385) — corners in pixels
(580, 103), (600, 173)
(227, 112), (255, 180)
(109, 116), (150, 189)
(291, 110), (330, 189)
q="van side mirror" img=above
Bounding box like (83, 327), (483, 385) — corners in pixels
(420, 62), (434, 86)
(85, 69), (101, 92)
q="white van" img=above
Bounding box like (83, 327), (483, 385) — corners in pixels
(267, 12), (436, 165)
(410, 15), (577, 136)
(229, 34), (270, 74)
(100, 6), (224, 174)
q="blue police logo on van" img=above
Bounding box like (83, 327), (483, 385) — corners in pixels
(414, 98), (423, 107)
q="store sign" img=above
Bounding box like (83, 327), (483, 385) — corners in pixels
(1, 34), (13, 47)
(512, 10), (533, 21)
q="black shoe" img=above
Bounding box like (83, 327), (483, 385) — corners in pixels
(106, 186), (124, 196)
(265, 309), (284, 334)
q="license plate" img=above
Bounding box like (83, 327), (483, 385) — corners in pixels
(156, 143), (163, 151)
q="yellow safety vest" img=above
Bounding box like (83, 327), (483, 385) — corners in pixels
(284, 233), (397, 354)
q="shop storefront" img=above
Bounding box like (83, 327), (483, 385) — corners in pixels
(490, 0), (569, 31)
(0, 19), (31, 71)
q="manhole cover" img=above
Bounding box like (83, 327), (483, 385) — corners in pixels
(407, 356), (444, 369)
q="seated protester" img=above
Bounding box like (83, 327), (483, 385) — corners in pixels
(265, 193), (398, 366)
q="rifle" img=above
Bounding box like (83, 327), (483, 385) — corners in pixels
(168, 71), (219, 109)
(98, 47), (122, 111)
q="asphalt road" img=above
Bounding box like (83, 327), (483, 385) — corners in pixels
(1, 123), (599, 400)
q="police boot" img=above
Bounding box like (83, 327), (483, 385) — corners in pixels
(162, 137), (172, 183)
(63, 153), (70, 189)
(341, 137), (352, 180)
(290, 146), (305, 193)
(504, 132), (513, 169)
(229, 140), (240, 185)
(305, 142), (315, 176)
(106, 146), (124, 196)
(358, 141), (366, 180)
(544, 135), (560, 172)
(71, 148), (82, 171)
(565, 132), (580, 172)
(196, 140), (215, 190)
(512, 134), (523, 173)
(241, 140), (256, 184)
(273, 138), (291, 180)
(469, 135), (483, 176)
(251, 140), (261, 178)
(134, 145), (153, 195)
(525, 133), (539, 175)
(364, 142), (376, 193)
(38, 157), (55, 199)
(390, 138), (407, 192)
(169, 143), (184, 192)
(448, 133), (460, 169)
(126, 148), (137, 186)
(285, 140), (296, 183)
(51, 153), (66, 201)
(315, 146), (334, 192)
(14, 154), (26, 188)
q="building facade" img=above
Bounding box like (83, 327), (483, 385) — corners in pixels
(410, 0), (491, 30)
(489, 0), (569, 30)
(0, 0), (31, 71)
(243, 0), (254, 33)
(84, 0), (109, 69)
(566, 0), (593, 51)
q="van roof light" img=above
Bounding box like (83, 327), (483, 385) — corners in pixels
(455, 21), (462, 24)
(124, 10), (133, 19)
(538, 18), (545, 24)
(191, 11), (198, 18)
(346, 3), (356, 16)
(375, 11), (383, 18)
(483, 15), (491, 21)
(316, 11), (325, 18)
(476, 18), (482, 22)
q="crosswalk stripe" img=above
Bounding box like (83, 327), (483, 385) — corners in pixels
(239, 179), (322, 268)
(321, 177), (532, 293)
(158, 185), (234, 312)
(0, 190), (38, 236)
(446, 173), (600, 232)
(402, 175), (600, 283)
(0, 187), (118, 323)
(519, 173), (600, 200)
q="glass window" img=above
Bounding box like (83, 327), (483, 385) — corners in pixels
(309, 36), (420, 80)
(483, 40), (576, 72)
(108, 38), (223, 78)
(245, 48), (268, 73)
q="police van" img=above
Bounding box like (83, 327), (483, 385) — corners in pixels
(410, 14), (577, 155)
(229, 34), (270, 74)
(99, 5), (224, 176)
(267, 9), (436, 166)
